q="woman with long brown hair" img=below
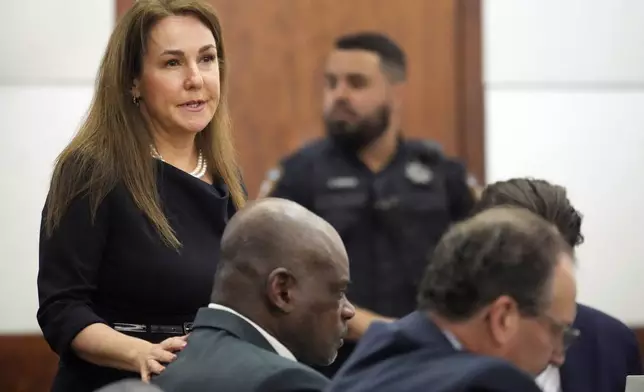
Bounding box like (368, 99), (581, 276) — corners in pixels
(37, 1), (245, 391)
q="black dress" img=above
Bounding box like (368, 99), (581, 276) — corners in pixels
(37, 160), (238, 392)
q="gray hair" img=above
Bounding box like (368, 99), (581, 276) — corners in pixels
(418, 206), (573, 320)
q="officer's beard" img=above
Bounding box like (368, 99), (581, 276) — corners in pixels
(324, 105), (390, 153)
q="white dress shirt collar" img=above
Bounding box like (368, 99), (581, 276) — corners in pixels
(535, 365), (561, 392)
(440, 328), (464, 351)
(208, 303), (297, 362)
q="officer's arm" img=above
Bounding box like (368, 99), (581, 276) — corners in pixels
(256, 161), (313, 209)
(443, 160), (477, 222)
(346, 308), (395, 341)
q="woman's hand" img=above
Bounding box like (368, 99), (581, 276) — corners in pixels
(70, 324), (190, 379)
(137, 335), (188, 382)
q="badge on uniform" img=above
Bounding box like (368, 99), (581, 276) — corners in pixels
(257, 166), (282, 198)
(405, 161), (433, 185)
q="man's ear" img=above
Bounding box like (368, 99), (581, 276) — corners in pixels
(266, 267), (297, 313)
(390, 82), (405, 113)
(486, 295), (520, 346)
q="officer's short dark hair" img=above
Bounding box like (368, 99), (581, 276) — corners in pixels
(473, 178), (584, 248)
(335, 32), (407, 82)
(417, 206), (573, 321)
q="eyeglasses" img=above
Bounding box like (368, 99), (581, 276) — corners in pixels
(541, 313), (581, 350)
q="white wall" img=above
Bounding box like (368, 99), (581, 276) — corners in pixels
(484, 0), (644, 325)
(0, 1), (114, 333)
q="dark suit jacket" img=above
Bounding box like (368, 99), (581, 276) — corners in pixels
(152, 307), (329, 392)
(560, 303), (642, 392)
(326, 311), (542, 392)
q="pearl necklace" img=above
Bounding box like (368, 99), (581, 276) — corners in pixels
(150, 145), (207, 179)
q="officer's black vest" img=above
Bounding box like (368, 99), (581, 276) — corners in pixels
(309, 140), (453, 318)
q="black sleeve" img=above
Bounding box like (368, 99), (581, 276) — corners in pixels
(36, 192), (110, 357)
(258, 368), (329, 392)
(443, 159), (475, 222)
(259, 158), (314, 210)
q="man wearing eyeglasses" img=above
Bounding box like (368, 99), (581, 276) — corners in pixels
(327, 206), (577, 392)
(471, 178), (642, 392)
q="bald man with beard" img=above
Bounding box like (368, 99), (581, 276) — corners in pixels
(153, 198), (355, 392)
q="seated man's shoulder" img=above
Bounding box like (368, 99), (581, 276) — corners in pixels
(573, 303), (641, 371)
(329, 352), (539, 392)
(215, 341), (328, 390)
(154, 337), (327, 391)
(407, 354), (540, 390)
(455, 355), (542, 391)
(576, 303), (634, 336)
(256, 358), (329, 392)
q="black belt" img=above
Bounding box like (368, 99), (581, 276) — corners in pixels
(112, 322), (194, 335)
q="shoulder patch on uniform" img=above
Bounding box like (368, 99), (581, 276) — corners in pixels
(407, 139), (444, 164)
(257, 166), (282, 199)
(467, 173), (483, 200)
(421, 139), (443, 154)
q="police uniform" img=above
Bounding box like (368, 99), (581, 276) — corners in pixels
(260, 138), (475, 375)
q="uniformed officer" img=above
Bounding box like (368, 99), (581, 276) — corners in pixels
(258, 32), (476, 376)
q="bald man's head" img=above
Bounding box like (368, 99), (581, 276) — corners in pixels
(211, 198), (355, 366)
(217, 198), (345, 278)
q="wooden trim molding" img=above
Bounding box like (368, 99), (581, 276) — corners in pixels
(455, 0), (485, 184)
(116, 0), (134, 19)
(634, 328), (644, 366)
(0, 335), (58, 392)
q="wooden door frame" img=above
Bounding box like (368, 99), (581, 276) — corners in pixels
(455, 0), (485, 184)
(116, 0), (134, 19)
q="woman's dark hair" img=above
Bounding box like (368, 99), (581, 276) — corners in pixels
(472, 178), (583, 248)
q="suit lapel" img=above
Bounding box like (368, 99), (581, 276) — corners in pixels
(191, 307), (277, 355)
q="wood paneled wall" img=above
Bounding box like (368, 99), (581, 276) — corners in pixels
(0, 335), (58, 392)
